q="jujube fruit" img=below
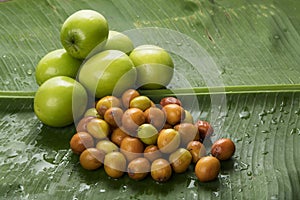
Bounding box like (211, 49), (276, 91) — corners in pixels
(79, 148), (105, 170)
(195, 156), (220, 182)
(70, 132), (94, 155)
(211, 138), (235, 160)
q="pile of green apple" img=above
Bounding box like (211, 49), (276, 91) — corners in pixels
(33, 10), (174, 128)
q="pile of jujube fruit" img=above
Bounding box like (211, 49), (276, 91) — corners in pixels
(70, 89), (235, 182)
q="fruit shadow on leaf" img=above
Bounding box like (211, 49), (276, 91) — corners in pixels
(75, 162), (177, 197)
(220, 158), (235, 171)
(36, 124), (76, 151)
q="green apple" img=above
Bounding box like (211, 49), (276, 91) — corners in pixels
(34, 76), (88, 127)
(137, 124), (158, 145)
(129, 45), (174, 89)
(35, 49), (82, 86)
(60, 10), (109, 59)
(103, 31), (134, 54)
(78, 50), (137, 98)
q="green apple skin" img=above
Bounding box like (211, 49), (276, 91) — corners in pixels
(137, 124), (158, 145)
(129, 45), (174, 89)
(34, 76), (88, 127)
(103, 31), (134, 54)
(60, 10), (109, 59)
(35, 49), (82, 86)
(78, 50), (137, 99)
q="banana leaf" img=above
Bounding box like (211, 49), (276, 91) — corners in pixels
(0, 0), (300, 199)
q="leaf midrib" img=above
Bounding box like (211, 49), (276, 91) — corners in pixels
(1, 84), (300, 99)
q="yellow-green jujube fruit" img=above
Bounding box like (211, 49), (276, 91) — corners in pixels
(103, 31), (134, 54)
(34, 76), (88, 127)
(35, 49), (82, 86)
(60, 10), (109, 59)
(129, 45), (174, 89)
(78, 50), (137, 98)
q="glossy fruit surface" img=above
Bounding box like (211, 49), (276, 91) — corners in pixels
(84, 108), (101, 118)
(121, 108), (145, 135)
(86, 118), (110, 139)
(103, 30), (134, 54)
(129, 45), (174, 89)
(144, 145), (162, 162)
(104, 107), (123, 128)
(137, 124), (158, 145)
(34, 76), (87, 127)
(151, 158), (172, 182)
(129, 96), (152, 111)
(211, 138), (235, 160)
(174, 123), (199, 147)
(96, 140), (118, 154)
(110, 127), (129, 146)
(160, 97), (182, 107)
(127, 157), (150, 181)
(121, 89), (140, 108)
(76, 116), (95, 132)
(60, 10), (109, 59)
(70, 132), (94, 154)
(120, 136), (144, 161)
(195, 120), (214, 142)
(195, 156), (220, 182)
(144, 107), (166, 131)
(182, 110), (194, 124)
(79, 148), (105, 170)
(35, 49), (82, 86)
(78, 50), (137, 98)
(104, 152), (127, 178)
(186, 141), (206, 163)
(96, 95), (121, 117)
(157, 128), (180, 154)
(162, 104), (185, 125)
(169, 148), (192, 173)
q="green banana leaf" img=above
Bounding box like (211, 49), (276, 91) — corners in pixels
(0, 0), (300, 199)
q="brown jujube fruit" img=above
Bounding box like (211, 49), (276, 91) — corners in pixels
(195, 156), (220, 182)
(195, 120), (214, 142)
(104, 151), (127, 178)
(186, 141), (206, 163)
(144, 145), (162, 162)
(160, 97), (182, 107)
(76, 116), (95, 132)
(70, 132), (94, 155)
(96, 96), (121, 117)
(211, 138), (235, 160)
(120, 136), (144, 162)
(174, 123), (199, 147)
(157, 128), (180, 154)
(121, 108), (145, 135)
(129, 96), (152, 111)
(127, 157), (150, 181)
(162, 104), (185, 125)
(79, 148), (105, 170)
(121, 89), (140, 108)
(104, 107), (123, 128)
(144, 107), (166, 131)
(169, 148), (192, 173)
(110, 127), (129, 146)
(151, 158), (172, 182)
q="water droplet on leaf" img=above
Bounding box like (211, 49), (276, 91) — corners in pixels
(27, 69), (33, 75)
(239, 107), (250, 119)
